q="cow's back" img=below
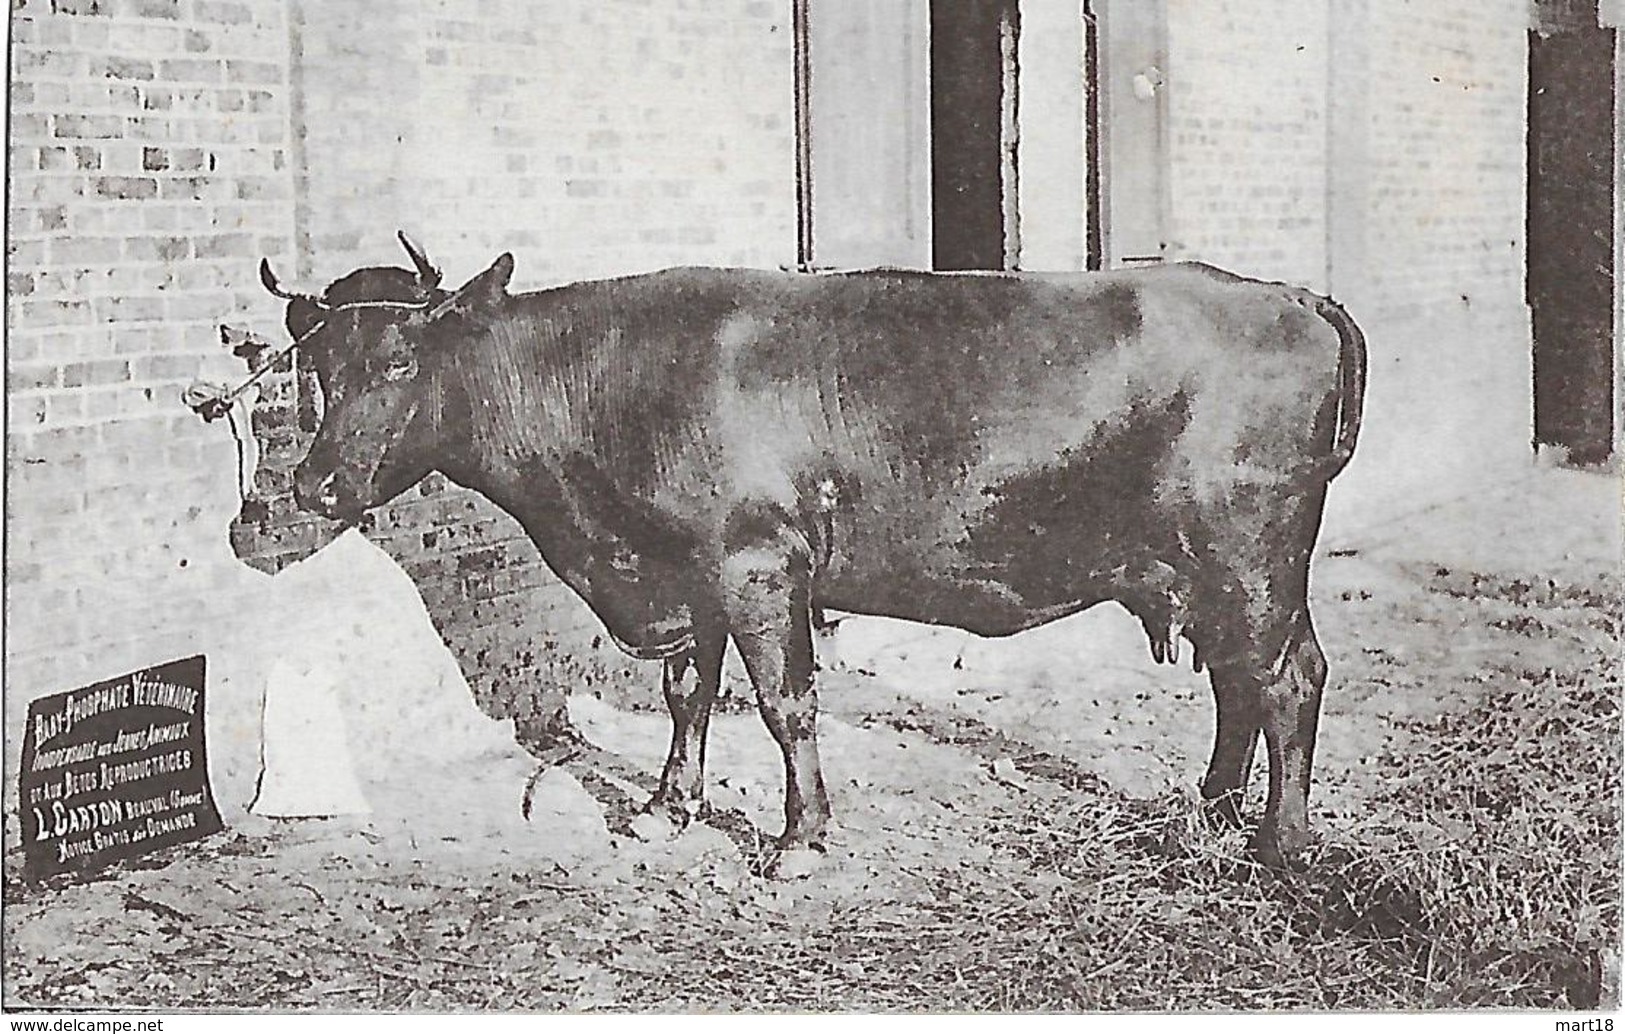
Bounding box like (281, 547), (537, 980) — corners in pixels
(690, 262), (1344, 499)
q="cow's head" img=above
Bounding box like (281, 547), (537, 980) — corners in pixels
(270, 234), (514, 523)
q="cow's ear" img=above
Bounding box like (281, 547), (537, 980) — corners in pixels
(443, 252), (514, 314)
(416, 254), (514, 349)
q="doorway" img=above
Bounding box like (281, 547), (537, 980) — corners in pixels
(800, 0), (933, 270)
(929, 0), (1020, 271)
(795, 0), (1023, 272)
(797, 0), (1157, 275)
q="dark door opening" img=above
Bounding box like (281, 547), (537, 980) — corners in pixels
(930, 0), (1019, 271)
(1528, 16), (1618, 464)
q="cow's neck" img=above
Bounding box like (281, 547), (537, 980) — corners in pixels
(434, 289), (621, 524)
(444, 293), (588, 464)
(430, 294), (700, 651)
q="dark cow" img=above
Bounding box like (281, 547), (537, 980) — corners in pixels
(266, 235), (1366, 869)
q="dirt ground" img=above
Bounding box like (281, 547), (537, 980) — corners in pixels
(3, 460), (1619, 1012)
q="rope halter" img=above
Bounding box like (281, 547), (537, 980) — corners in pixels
(184, 258), (443, 422)
(182, 232), (447, 501)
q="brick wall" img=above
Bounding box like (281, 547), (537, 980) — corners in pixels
(292, 0), (795, 287)
(5, 0), (797, 809)
(1363, 0), (1529, 322)
(1158, 0), (1534, 514)
(1165, 0), (1331, 289)
(1163, 0), (1529, 322)
(6, 0), (296, 757)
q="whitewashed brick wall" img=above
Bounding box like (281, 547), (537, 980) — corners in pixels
(1165, 0), (1332, 289)
(1164, 0), (1529, 322)
(4, 0), (799, 787)
(292, 0), (795, 289)
(6, 0), (297, 725)
(1364, 0), (1529, 322)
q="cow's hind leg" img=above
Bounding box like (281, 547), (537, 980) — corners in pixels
(1191, 504), (1329, 869)
(1194, 595), (1324, 866)
(719, 520), (831, 855)
(1204, 583), (1326, 869)
(1115, 558), (1261, 827)
(649, 625), (728, 825)
(1253, 616), (1327, 868)
(1199, 652), (1262, 829)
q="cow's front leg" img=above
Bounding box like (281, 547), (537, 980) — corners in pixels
(648, 626), (728, 825)
(719, 522), (831, 853)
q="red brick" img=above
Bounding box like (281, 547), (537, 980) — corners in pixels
(35, 146), (71, 171)
(53, 114), (123, 139)
(61, 359), (131, 387)
(194, 232), (256, 258)
(93, 57), (155, 81)
(132, 352), (204, 382)
(195, 0), (252, 23)
(158, 59), (224, 84)
(45, 393), (88, 424)
(8, 239), (47, 266)
(11, 114), (52, 140)
(120, 0), (182, 18)
(93, 296), (166, 323)
(163, 292), (233, 320)
(93, 175), (159, 199)
(14, 48), (83, 78)
(47, 0), (109, 15)
(18, 298), (96, 327)
(226, 59), (281, 84)
(169, 147), (209, 171)
(47, 236), (120, 264)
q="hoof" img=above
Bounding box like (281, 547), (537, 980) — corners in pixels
(763, 820), (832, 879)
(631, 794), (701, 842)
(814, 627), (845, 673)
(1199, 788), (1246, 830)
(1248, 826), (1311, 873)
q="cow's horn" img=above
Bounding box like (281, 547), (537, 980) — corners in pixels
(397, 230), (442, 292)
(259, 258), (323, 306)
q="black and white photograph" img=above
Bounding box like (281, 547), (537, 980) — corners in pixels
(2, 0), (1621, 1018)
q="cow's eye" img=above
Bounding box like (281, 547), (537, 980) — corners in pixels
(382, 356), (417, 382)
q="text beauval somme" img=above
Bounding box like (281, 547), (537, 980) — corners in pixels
(27, 670), (206, 865)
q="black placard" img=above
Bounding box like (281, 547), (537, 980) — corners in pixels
(19, 655), (224, 878)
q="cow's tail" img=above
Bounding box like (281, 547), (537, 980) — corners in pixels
(1312, 294), (1367, 480)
